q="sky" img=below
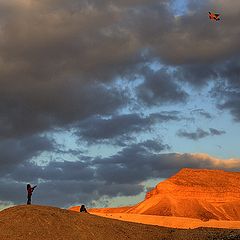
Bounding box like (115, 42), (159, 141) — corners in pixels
(0, 0), (240, 209)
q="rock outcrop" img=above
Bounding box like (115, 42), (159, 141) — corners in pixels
(89, 168), (240, 221)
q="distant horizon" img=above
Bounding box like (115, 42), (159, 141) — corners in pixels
(2, 165), (240, 211)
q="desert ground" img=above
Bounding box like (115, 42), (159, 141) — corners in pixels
(68, 169), (240, 239)
(0, 205), (240, 240)
(89, 212), (240, 230)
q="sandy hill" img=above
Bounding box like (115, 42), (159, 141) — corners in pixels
(0, 205), (166, 240)
(89, 168), (240, 221)
(1, 205), (240, 240)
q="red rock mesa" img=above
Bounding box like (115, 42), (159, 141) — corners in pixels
(87, 168), (240, 221)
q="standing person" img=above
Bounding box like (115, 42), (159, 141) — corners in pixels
(27, 184), (37, 205)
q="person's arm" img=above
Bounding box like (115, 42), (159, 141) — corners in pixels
(32, 185), (37, 191)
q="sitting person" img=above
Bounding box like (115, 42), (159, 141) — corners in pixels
(80, 205), (88, 213)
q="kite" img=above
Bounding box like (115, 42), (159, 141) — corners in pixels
(209, 12), (220, 21)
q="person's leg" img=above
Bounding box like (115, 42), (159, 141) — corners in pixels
(27, 196), (31, 205)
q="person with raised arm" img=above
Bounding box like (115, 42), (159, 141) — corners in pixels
(27, 184), (37, 205)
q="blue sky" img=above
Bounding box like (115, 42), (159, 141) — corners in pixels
(172, 0), (188, 15)
(0, 0), (240, 209)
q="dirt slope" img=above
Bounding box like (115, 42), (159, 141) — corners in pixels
(0, 205), (240, 240)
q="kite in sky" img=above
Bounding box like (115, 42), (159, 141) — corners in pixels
(209, 12), (220, 21)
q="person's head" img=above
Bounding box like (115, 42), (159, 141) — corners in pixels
(27, 184), (31, 190)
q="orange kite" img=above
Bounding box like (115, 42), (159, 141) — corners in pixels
(209, 12), (220, 21)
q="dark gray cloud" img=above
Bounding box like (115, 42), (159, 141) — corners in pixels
(162, 0), (240, 65)
(190, 109), (213, 119)
(0, 135), (55, 168)
(10, 160), (94, 182)
(136, 67), (188, 106)
(199, 111), (213, 119)
(0, 179), (25, 205)
(0, 82), (126, 138)
(78, 114), (151, 142)
(0, 140), (168, 206)
(220, 95), (240, 122)
(0, 0), (142, 140)
(209, 128), (226, 136)
(0, 0), (238, 140)
(1, 140), (239, 207)
(210, 57), (240, 122)
(177, 128), (209, 140)
(77, 112), (180, 144)
(177, 127), (226, 140)
(0, 0), (187, 144)
(175, 64), (218, 86)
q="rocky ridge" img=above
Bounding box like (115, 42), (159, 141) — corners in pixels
(89, 168), (240, 221)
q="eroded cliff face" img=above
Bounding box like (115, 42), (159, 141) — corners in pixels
(146, 168), (240, 200)
(82, 168), (240, 221)
(126, 169), (240, 220)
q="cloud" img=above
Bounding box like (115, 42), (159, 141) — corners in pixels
(0, 0), (188, 145)
(0, 81), (127, 138)
(175, 63), (218, 86)
(0, 0), (143, 140)
(0, 0), (238, 139)
(158, 0), (240, 85)
(136, 67), (188, 106)
(211, 57), (240, 122)
(177, 128), (209, 140)
(77, 112), (180, 144)
(190, 109), (213, 119)
(1, 138), (239, 207)
(0, 135), (55, 168)
(209, 128), (226, 135)
(220, 96), (240, 122)
(0, 179), (25, 205)
(177, 127), (226, 140)
(199, 111), (213, 119)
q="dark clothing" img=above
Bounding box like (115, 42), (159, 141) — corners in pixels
(27, 196), (31, 205)
(27, 185), (36, 205)
(80, 205), (88, 213)
(27, 188), (33, 196)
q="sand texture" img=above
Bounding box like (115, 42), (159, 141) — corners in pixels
(91, 212), (240, 230)
(0, 205), (240, 240)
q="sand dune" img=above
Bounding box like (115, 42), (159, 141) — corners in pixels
(0, 205), (166, 240)
(1, 205), (240, 240)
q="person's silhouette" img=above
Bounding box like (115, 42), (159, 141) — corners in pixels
(80, 205), (88, 213)
(27, 184), (37, 205)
